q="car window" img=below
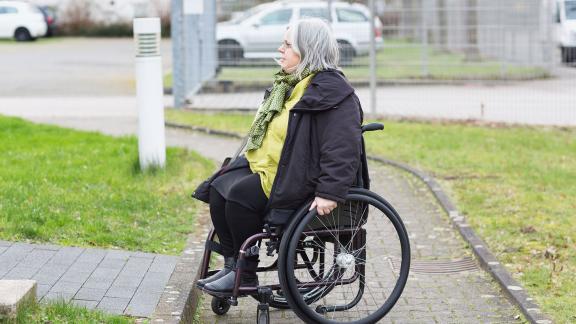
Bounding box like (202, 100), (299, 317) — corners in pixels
(566, 1), (576, 20)
(300, 7), (330, 21)
(230, 5), (267, 24)
(336, 8), (368, 23)
(259, 9), (292, 25)
(0, 6), (18, 14)
(27, 4), (43, 14)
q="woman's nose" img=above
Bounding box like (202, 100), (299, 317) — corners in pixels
(278, 45), (284, 53)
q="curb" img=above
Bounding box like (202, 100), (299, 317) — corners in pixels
(163, 76), (548, 95)
(163, 122), (553, 324)
(151, 208), (211, 323)
(367, 156), (553, 324)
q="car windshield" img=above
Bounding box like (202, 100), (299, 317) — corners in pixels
(229, 5), (267, 24)
(566, 1), (576, 20)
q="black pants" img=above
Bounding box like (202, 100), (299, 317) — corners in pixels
(209, 172), (268, 261)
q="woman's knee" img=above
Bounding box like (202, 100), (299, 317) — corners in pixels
(226, 174), (268, 212)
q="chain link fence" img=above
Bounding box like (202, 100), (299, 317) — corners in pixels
(172, 0), (575, 126)
(207, 0), (558, 85)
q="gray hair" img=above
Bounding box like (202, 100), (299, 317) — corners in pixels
(288, 18), (340, 78)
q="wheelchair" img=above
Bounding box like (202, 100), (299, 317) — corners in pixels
(197, 123), (411, 324)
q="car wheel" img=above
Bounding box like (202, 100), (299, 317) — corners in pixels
(218, 40), (244, 66)
(14, 28), (33, 42)
(338, 40), (356, 66)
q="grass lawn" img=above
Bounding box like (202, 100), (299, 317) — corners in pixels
(9, 299), (134, 324)
(164, 110), (576, 323)
(163, 40), (548, 87)
(0, 115), (214, 254)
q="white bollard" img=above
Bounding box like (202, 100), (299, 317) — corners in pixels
(134, 17), (166, 170)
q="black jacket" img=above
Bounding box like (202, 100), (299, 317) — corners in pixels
(265, 69), (364, 224)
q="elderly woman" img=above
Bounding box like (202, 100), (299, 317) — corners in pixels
(197, 18), (363, 294)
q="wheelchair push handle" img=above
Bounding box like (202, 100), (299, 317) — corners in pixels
(361, 123), (384, 133)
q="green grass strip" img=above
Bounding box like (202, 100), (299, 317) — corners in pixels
(0, 116), (214, 254)
(164, 109), (576, 323)
(10, 298), (134, 324)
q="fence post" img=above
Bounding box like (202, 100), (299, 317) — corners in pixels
(171, 0), (186, 108)
(369, 0), (377, 116)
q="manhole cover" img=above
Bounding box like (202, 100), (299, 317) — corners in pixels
(391, 256), (479, 274)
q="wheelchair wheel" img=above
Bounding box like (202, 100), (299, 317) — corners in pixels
(211, 296), (230, 315)
(278, 190), (411, 324)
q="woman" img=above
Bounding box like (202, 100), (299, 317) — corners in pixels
(197, 18), (363, 294)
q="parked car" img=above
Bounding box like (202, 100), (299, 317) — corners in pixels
(38, 5), (56, 37)
(554, 0), (576, 63)
(0, 0), (47, 41)
(217, 0), (383, 65)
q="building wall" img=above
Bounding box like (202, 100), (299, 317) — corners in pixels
(26, 0), (170, 24)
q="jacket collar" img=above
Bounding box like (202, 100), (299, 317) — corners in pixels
(291, 68), (354, 112)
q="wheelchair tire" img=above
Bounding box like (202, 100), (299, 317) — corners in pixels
(256, 307), (270, 324)
(278, 190), (411, 324)
(211, 296), (230, 315)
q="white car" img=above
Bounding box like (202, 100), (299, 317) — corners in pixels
(217, 0), (383, 64)
(554, 0), (576, 62)
(0, 0), (47, 41)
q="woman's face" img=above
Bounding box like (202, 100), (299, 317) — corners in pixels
(277, 29), (301, 73)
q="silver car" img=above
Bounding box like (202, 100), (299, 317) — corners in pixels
(217, 0), (383, 65)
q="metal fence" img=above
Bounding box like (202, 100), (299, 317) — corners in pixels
(207, 0), (558, 83)
(172, 0), (575, 126)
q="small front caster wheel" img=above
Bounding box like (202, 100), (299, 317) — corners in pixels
(257, 306), (270, 324)
(211, 296), (230, 315)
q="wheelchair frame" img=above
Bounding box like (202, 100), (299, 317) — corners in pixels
(197, 124), (411, 324)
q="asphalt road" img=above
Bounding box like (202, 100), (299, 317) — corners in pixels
(0, 38), (172, 97)
(1, 37), (574, 126)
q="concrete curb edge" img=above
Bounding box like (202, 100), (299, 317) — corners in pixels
(162, 122), (553, 324)
(367, 156), (552, 324)
(151, 209), (211, 323)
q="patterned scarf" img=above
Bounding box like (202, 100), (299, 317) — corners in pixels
(246, 68), (315, 151)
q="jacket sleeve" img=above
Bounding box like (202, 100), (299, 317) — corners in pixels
(314, 95), (362, 202)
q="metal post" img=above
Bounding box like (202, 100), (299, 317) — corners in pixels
(327, 0), (333, 23)
(368, 0), (377, 116)
(183, 0), (203, 101)
(172, 0), (186, 108)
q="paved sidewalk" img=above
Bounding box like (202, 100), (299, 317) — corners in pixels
(198, 161), (522, 324)
(0, 240), (177, 317)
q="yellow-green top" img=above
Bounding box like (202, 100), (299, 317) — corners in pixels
(246, 74), (315, 197)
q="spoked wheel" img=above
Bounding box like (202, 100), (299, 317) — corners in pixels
(211, 296), (230, 315)
(253, 236), (336, 309)
(278, 190), (411, 324)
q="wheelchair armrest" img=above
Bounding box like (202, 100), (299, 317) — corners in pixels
(361, 123), (384, 133)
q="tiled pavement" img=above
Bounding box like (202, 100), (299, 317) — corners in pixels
(199, 162), (524, 323)
(0, 241), (177, 317)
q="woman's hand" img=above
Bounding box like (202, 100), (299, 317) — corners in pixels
(309, 197), (337, 216)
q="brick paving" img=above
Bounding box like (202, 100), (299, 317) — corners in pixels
(0, 241), (177, 317)
(199, 162), (523, 323)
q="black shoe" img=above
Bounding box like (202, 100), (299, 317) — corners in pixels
(196, 257), (235, 288)
(203, 260), (259, 294)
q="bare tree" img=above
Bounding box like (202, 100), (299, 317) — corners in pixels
(437, 0), (448, 51)
(150, 0), (171, 37)
(465, 0), (481, 60)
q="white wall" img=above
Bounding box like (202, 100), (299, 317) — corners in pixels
(26, 0), (170, 24)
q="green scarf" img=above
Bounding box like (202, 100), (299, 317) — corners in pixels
(246, 68), (316, 151)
